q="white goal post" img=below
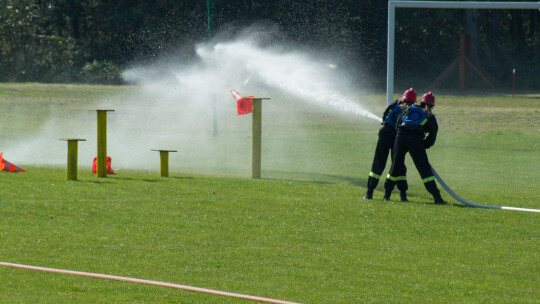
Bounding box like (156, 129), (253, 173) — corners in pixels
(386, 1), (540, 105)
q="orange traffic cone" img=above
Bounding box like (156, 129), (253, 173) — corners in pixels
(0, 152), (26, 172)
(230, 89), (253, 115)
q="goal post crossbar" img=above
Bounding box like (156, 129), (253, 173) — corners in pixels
(386, 1), (540, 105)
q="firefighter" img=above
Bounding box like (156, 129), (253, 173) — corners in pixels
(363, 88), (417, 201)
(383, 92), (446, 204)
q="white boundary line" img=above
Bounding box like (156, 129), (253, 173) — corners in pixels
(0, 262), (302, 304)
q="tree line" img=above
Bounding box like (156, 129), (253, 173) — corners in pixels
(0, 0), (538, 90)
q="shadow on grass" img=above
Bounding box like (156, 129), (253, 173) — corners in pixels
(73, 176), (142, 183)
(141, 176), (195, 182)
(262, 170), (367, 186)
(169, 176), (195, 180)
(374, 192), (471, 209)
(106, 176), (136, 181)
(72, 179), (114, 184)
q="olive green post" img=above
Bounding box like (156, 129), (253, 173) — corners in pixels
(251, 99), (262, 179)
(250, 97), (270, 179)
(151, 149), (177, 177)
(59, 138), (86, 181)
(92, 109), (114, 178)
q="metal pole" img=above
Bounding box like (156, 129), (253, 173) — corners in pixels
(160, 151), (169, 177)
(512, 69), (516, 97)
(67, 140), (79, 181)
(93, 110), (114, 178)
(207, 0), (213, 40)
(151, 149), (177, 177)
(386, 2), (396, 106)
(212, 100), (218, 137)
(390, 1), (540, 9)
(60, 138), (86, 181)
(97, 111), (107, 177)
(207, 0), (218, 136)
(251, 98), (262, 179)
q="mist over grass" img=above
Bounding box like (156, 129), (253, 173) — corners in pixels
(2, 29), (381, 176)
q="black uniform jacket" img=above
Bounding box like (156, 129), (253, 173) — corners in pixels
(422, 114), (438, 149)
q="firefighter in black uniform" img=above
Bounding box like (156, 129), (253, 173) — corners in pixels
(363, 88), (417, 201)
(383, 92), (446, 204)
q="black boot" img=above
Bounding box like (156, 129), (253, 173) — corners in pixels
(425, 181), (446, 205)
(433, 192), (446, 205)
(434, 197), (447, 205)
(367, 176), (379, 191)
(363, 189), (373, 200)
(383, 180), (395, 201)
(400, 191), (408, 202)
(397, 180), (408, 202)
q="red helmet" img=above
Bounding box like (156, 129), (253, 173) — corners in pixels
(420, 92), (435, 106)
(401, 88), (417, 103)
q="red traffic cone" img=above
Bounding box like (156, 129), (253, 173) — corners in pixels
(92, 156), (116, 174)
(230, 89), (253, 115)
(0, 152), (26, 172)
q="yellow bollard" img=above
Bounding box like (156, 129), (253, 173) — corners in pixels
(250, 97), (270, 179)
(59, 138), (86, 181)
(151, 149), (177, 177)
(251, 98), (262, 179)
(91, 109), (114, 178)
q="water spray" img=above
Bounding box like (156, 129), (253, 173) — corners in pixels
(431, 166), (540, 213)
(243, 73), (253, 85)
(5, 34), (383, 172)
(198, 39), (381, 122)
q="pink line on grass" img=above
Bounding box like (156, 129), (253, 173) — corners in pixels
(0, 261), (302, 304)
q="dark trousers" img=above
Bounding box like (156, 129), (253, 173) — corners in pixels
(384, 129), (440, 198)
(367, 125), (407, 192)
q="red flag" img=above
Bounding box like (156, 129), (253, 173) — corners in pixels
(230, 89), (253, 115)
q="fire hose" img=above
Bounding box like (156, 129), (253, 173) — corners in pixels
(431, 166), (540, 213)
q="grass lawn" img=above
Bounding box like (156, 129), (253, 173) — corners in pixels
(0, 83), (539, 303)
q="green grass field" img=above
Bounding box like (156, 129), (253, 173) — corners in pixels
(0, 83), (539, 303)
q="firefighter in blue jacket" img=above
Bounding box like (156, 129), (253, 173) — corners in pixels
(364, 88), (417, 201)
(383, 92), (446, 204)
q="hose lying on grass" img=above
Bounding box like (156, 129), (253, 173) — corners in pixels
(0, 262), (302, 304)
(431, 166), (540, 214)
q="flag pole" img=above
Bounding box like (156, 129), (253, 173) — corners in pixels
(207, 0), (218, 136)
